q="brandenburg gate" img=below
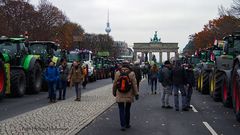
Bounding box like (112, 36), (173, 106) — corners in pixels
(133, 31), (179, 63)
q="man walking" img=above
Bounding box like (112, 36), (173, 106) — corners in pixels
(160, 60), (173, 109)
(112, 61), (139, 131)
(172, 60), (188, 111)
(133, 61), (142, 91)
(185, 64), (195, 109)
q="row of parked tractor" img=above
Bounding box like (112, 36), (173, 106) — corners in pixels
(186, 32), (240, 122)
(0, 36), (115, 100)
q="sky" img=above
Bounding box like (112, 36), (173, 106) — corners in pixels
(30, 0), (232, 52)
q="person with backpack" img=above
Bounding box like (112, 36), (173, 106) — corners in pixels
(171, 60), (188, 111)
(159, 60), (173, 109)
(68, 61), (83, 101)
(58, 58), (69, 100)
(150, 64), (159, 94)
(185, 64), (195, 109)
(112, 62), (139, 131)
(133, 61), (142, 91)
(45, 61), (60, 103)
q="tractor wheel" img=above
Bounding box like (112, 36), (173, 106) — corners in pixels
(27, 62), (42, 94)
(221, 74), (232, 107)
(0, 59), (6, 99)
(197, 74), (201, 91)
(10, 69), (26, 97)
(232, 62), (240, 122)
(210, 72), (215, 97)
(212, 71), (223, 102)
(200, 71), (209, 94)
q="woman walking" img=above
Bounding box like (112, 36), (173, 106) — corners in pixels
(68, 61), (83, 101)
(150, 64), (159, 94)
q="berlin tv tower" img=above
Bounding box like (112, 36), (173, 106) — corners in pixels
(105, 9), (111, 35)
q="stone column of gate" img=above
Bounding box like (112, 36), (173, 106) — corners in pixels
(159, 51), (162, 64)
(175, 51), (179, 59)
(141, 52), (144, 62)
(149, 52), (152, 62)
(167, 52), (170, 60)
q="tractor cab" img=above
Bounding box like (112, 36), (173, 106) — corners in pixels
(28, 41), (59, 66)
(0, 37), (28, 66)
(223, 33), (240, 57)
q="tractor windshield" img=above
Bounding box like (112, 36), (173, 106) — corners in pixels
(67, 53), (80, 62)
(233, 39), (240, 53)
(80, 52), (90, 61)
(0, 41), (17, 54)
(212, 50), (222, 56)
(28, 43), (47, 55)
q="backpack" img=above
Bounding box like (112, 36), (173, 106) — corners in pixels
(158, 68), (164, 83)
(117, 71), (132, 93)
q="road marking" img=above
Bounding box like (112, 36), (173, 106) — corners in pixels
(203, 122), (218, 135)
(190, 105), (198, 112)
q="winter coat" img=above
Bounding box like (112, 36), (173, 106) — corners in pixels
(171, 66), (186, 85)
(185, 69), (195, 87)
(44, 66), (59, 82)
(112, 67), (138, 103)
(68, 66), (83, 85)
(59, 65), (69, 81)
(133, 65), (142, 82)
(150, 68), (159, 80)
(161, 66), (172, 87)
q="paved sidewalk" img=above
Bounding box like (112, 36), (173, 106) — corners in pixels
(0, 84), (115, 135)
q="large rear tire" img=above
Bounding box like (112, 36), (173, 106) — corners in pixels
(10, 69), (26, 97)
(221, 74), (232, 107)
(0, 59), (6, 100)
(200, 71), (209, 94)
(212, 71), (223, 102)
(232, 62), (240, 122)
(26, 62), (42, 94)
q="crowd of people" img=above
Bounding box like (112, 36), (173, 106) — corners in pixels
(44, 58), (195, 131)
(44, 59), (88, 103)
(112, 60), (195, 131)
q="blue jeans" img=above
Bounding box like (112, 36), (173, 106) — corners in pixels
(118, 102), (131, 127)
(59, 80), (67, 99)
(48, 81), (56, 101)
(151, 78), (157, 92)
(74, 82), (81, 99)
(186, 85), (193, 107)
(173, 84), (187, 109)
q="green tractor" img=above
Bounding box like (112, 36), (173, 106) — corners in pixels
(196, 46), (223, 94)
(0, 53), (7, 99)
(0, 37), (42, 97)
(209, 32), (240, 122)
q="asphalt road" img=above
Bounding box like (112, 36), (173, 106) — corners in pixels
(0, 78), (112, 121)
(78, 79), (240, 135)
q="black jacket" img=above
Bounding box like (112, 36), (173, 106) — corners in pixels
(171, 66), (186, 85)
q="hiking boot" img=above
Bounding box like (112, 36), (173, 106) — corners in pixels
(126, 125), (131, 129)
(120, 127), (126, 131)
(165, 105), (173, 109)
(182, 108), (189, 111)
